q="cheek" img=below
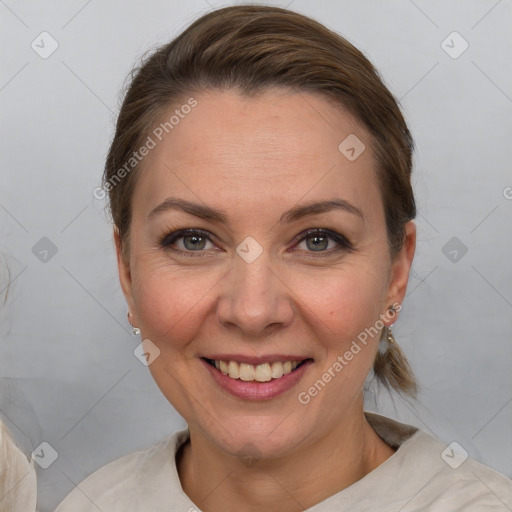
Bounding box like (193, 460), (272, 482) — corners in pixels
(131, 261), (223, 346)
(289, 261), (389, 343)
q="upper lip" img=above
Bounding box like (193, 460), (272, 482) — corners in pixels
(201, 354), (312, 365)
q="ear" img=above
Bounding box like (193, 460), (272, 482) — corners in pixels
(114, 228), (136, 318)
(384, 221), (416, 315)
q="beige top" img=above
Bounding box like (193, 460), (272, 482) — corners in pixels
(55, 412), (512, 511)
(0, 420), (37, 512)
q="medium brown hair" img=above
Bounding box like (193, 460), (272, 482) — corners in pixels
(103, 5), (417, 396)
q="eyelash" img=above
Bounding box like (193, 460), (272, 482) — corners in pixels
(158, 226), (353, 258)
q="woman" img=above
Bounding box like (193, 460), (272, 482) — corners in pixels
(56, 5), (512, 511)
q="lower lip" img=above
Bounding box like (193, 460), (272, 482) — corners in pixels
(201, 358), (314, 401)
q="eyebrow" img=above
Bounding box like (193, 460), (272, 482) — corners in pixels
(147, 197), (364, 224)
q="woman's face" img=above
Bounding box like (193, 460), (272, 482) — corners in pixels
(116, 88), (415, 458)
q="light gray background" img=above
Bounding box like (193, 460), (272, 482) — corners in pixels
(1, 0), (511, 510)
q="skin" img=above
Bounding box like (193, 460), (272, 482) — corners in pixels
(115, 88), (416, 511)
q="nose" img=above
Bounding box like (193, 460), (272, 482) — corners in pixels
(216, 250), (294, 336)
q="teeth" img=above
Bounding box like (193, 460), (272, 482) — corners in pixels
(255, 363), (272, 382)
(212, 359), (303, 382)
(239, 363), (255, 381)
(228, 361), (238, 379)
(219, 360), (228, 374)
(270, 361), (284, 379)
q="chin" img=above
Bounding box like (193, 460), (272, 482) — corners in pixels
(201, 413), (309, 462)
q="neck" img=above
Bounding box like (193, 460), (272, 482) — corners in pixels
(177, 406), (395, 512)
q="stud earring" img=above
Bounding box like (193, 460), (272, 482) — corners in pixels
(127, 312), (140, 336)
(388, 303), (398, 315)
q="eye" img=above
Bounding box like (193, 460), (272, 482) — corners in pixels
(293, 228), (352, 254)
(159, 228), (216, 253)
(158, 227), (353, 257)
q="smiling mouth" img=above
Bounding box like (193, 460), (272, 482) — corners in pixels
(202, 357), (313, 382)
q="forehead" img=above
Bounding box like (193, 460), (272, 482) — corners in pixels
(132, 88), (382, 225)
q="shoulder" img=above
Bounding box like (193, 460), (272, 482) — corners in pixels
(413, 434), (512, 511)
(54, 429), (191, 512)
(362, 412), (512, 511)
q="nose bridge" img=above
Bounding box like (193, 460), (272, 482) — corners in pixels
(217, 248), (293, 334)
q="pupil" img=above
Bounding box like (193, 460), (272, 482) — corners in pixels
(184, 235), (205, 250)
(307, 235), (327, 251)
